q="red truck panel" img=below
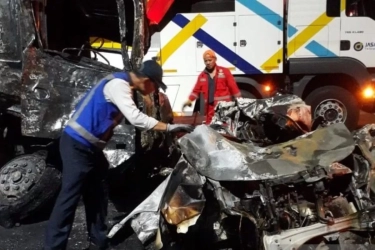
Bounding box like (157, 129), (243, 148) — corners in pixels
(147, 0), (174, 25)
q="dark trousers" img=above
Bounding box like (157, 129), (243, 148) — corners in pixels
(45, 132), (109, 250)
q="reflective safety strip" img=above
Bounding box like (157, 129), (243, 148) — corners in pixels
(68, 120), (107, 148)
(214, 95), (231, 101)
(190, 94), (233, 101)
(190, 93), (198, 99)
(67, 74), (116, 148)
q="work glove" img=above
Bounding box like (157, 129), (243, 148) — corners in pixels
(167, 124), (194, 133)
(182, 100), (192, 110)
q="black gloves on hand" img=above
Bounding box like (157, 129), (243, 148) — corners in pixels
(167, 124), (194, 133)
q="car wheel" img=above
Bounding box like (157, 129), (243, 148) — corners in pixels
(0, 152), (61, 228)
(305, 86), (359, 131)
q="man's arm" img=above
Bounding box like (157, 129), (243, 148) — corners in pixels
(224, 68), (241, 97)
(188, 76), (203, 102)
(104, 79), (166, 131)
(104, 79), (193, 133)
(153, 122), (168, 131)
(183, 75), (203, 108)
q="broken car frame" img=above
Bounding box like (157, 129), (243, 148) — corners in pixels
(0, 0), (174, 228)
(109, 96), (375, 250)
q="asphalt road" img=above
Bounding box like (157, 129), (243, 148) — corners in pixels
(0, 200), (144, 250)
(1, 112), (375, 250)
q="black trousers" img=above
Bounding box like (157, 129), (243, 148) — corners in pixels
(45, 132), (109, 250)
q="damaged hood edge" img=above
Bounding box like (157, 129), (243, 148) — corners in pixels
(178, 123), (355, 181)
(107, 174), (171, 239)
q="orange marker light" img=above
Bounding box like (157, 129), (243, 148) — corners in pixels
(264, 85), (272, 92)
(363, 87), (375, 98)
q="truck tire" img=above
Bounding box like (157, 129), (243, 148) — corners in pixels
(304, 86), (359, 131)
(0, 152), (61, 228)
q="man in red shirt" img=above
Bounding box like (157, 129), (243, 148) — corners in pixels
(183, 50), (241, 123)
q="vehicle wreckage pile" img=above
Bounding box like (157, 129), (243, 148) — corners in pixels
(109, 94), (375, 250)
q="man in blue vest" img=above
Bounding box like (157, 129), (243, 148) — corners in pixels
(44, 60), (194, 250)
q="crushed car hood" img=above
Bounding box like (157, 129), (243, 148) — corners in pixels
(178, 123), (355, 181)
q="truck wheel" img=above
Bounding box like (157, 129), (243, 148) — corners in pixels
(240, 89), (256, 99)
(305, 86), (359, 130)
(0, 152), (61, 228)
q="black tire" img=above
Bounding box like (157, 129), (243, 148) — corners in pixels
(304, 86), (359, 131)
(0, 152), (61, 228)
(240, 89), (257, 99)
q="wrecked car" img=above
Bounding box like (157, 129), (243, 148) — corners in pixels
(108, 95), (375, 250)
(0, 0), (174, 228)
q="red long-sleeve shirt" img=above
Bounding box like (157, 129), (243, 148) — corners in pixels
(188, 65), (241, 123)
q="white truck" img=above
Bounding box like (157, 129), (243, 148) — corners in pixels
(93, 0), (375, 130)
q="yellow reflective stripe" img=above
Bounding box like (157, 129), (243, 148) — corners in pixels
(112, 42), (122, 49)
(287, 14), (333, 56)
(261, 14), (334, 72)
(340, 0), (346, 11)
(158, 14), (207, 65)
(163, 69), (177, 73)
(90, 37), (124, 50)
(261, 6), (346, 73)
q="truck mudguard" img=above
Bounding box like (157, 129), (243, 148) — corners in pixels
(289, 57), (372, 87)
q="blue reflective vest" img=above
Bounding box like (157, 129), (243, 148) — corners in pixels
(64, 72), (129, 148)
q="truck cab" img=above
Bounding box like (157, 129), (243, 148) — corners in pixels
(91, 0), (375, 130)
(164, 0), (375, 130)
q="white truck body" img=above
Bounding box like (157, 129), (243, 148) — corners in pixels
(93, 0), (375, 127)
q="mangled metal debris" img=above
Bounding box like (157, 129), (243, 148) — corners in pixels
(109, 96), (375, 250)
(0, 0), (173, 228)
(108, 175), (171, 242)
(211, 95), (313, 146)
(179, 123), (354, 181)
(108, 157), (206, 243)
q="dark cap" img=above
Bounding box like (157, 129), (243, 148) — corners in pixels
(137, 60), (167, 91)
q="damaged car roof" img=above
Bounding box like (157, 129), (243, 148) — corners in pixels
(178, 122), (354, 181)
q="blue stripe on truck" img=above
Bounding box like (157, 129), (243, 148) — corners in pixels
(237, 0), (298, 37)
(173, 14), (262, 74)
(305, 40), (337, 57)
